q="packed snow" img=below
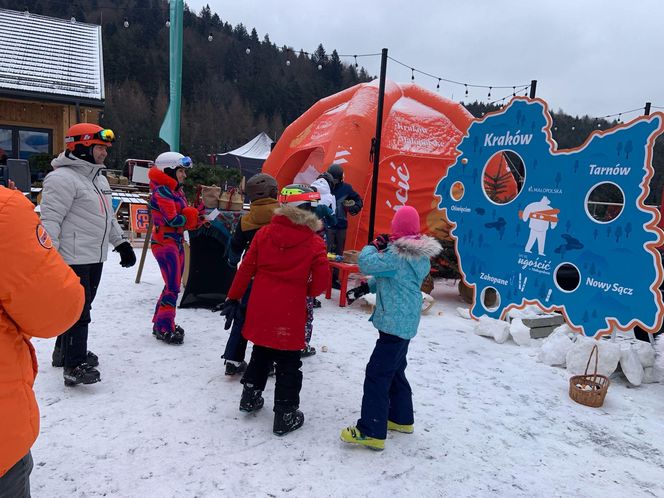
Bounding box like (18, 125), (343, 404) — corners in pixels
(30, 252), (664, 497)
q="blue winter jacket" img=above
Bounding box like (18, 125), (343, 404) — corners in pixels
(359, 235), (441, 339)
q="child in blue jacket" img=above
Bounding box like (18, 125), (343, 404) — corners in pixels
(340, 205), (441, 451)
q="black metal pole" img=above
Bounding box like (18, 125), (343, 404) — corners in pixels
(645, 102), (652, 116)
(367, 48), (388, 243)
(529, 80), (537, 99)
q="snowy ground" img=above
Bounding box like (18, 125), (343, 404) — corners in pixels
(30, 252), (664, 498)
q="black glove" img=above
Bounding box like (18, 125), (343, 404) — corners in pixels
(219, 299), (243, 330)
(346, 282), (370, 304)
(348, 203), (361, 215)
(114, 242), (136, 268)
(370, 234), (390, 251)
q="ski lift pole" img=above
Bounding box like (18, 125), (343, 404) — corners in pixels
(135, 213), (153, 284)
(367, 48), (388, 243)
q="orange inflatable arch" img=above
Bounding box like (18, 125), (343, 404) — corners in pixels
(263, 79), (516, 249)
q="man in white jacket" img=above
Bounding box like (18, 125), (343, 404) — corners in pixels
(40, 123), (136, 387)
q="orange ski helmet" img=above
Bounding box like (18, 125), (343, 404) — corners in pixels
(65, 123), (115, 151)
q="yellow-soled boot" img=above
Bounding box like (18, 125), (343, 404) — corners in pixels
(387, 420), (414, 434)
(340, 426), (385, 451)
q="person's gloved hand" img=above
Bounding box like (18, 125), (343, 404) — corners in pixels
(182, 206), (200, 230)
(347, 203), (361, 215)
(346, 282), (371, 305)
(219, 299), (243, 330)
(370, 234), (390, 251)
(114, 241), (136, 268)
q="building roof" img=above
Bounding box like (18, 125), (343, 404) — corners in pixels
(0, 8), (104, 104)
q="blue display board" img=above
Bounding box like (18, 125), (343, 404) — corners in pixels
(436, 98), (664, 337)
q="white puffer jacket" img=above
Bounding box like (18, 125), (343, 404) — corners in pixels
(40, 152), (126, 265)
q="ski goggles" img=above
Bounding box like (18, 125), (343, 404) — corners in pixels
(278, 191), (321, 204)
(177, 155), (193, 168)
(65, 128), (115, 145)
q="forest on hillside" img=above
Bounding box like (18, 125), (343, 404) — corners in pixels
(2, 0), (662, 204)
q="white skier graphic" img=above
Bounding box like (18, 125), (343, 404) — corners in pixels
(520, 196), (559, 256)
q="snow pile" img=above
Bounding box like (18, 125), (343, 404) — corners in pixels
(509, 318), (531, 346)
(619, 344), (644, 386)
(473, 315), (510, 344)
(566, 336), (620, 377)
(538, 325), (575, 366)
(643, 336), (664, 383)
(456, 307), (472, 319)
(507, 305), (545, 320)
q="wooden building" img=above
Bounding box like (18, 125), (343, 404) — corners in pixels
(0, 8), (105, 165)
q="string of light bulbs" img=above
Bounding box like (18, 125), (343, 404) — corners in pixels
(387, 55), (531, 98)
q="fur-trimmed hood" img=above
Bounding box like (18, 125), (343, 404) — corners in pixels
(390, 235), (441, 260)
(267, 205), (323, 250)
(274, 205), (323, 232)
(148, 166), (179, 191)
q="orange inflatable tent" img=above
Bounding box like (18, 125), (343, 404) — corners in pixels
(263, 79), (508, 249)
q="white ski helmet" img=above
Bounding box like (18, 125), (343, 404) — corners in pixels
(154, 151), (192, 172)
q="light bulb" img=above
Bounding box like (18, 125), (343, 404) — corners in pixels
(208, 33), (213, 42)
(165, 20), (170, 28)
(286, 60), (291, 66)
(245, 48), (251, 55)
(317, 64), (322, 70)
(70, 16), (76, 23)
(123, 19), (129, 28)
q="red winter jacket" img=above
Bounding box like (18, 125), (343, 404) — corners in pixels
(227, 205), (330, 350)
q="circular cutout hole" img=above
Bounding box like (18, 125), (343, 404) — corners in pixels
(585, 182), (624, 223)
(450, 181), (465, 201)
(482, 150), (525, 205)
(554, 262), (581, 292)
(480, 286), (501, 312)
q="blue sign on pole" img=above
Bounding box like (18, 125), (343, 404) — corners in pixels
(436, 98), (664, 337)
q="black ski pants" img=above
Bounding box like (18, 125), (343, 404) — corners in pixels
(55, 263), (103, 368)
(242, 345), (303, 412)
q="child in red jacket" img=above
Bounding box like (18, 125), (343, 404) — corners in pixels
(221, 184), (329, 436)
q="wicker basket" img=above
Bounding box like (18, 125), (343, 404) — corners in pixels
(569, 344), (610, 408)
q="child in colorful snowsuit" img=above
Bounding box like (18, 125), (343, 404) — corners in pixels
(220, 184), (329, 436)
(149, 152), (199, 344)
(221, 173), (280, 375)
(341, 206), (441, 450)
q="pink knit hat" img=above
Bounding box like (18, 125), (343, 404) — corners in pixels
(391, 205), (420, 239)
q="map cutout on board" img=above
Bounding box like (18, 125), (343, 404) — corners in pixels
(436, 98), (664, 337)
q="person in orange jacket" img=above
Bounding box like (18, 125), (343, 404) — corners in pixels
(0, 186), (85, 497)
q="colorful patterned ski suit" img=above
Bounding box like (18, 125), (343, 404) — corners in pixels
(148, 168), (196, 334)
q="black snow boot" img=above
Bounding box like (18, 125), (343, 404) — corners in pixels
(300, 345), (316, 358)
(273, 408), (305, 436)
(63, 363), (101, 387)
(312, 298), (322, 309)
(225, 360), (247, 376)
(153, 327), (184, 345)
(52, 346), (99, 368)
(239, 384), (264, 413)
